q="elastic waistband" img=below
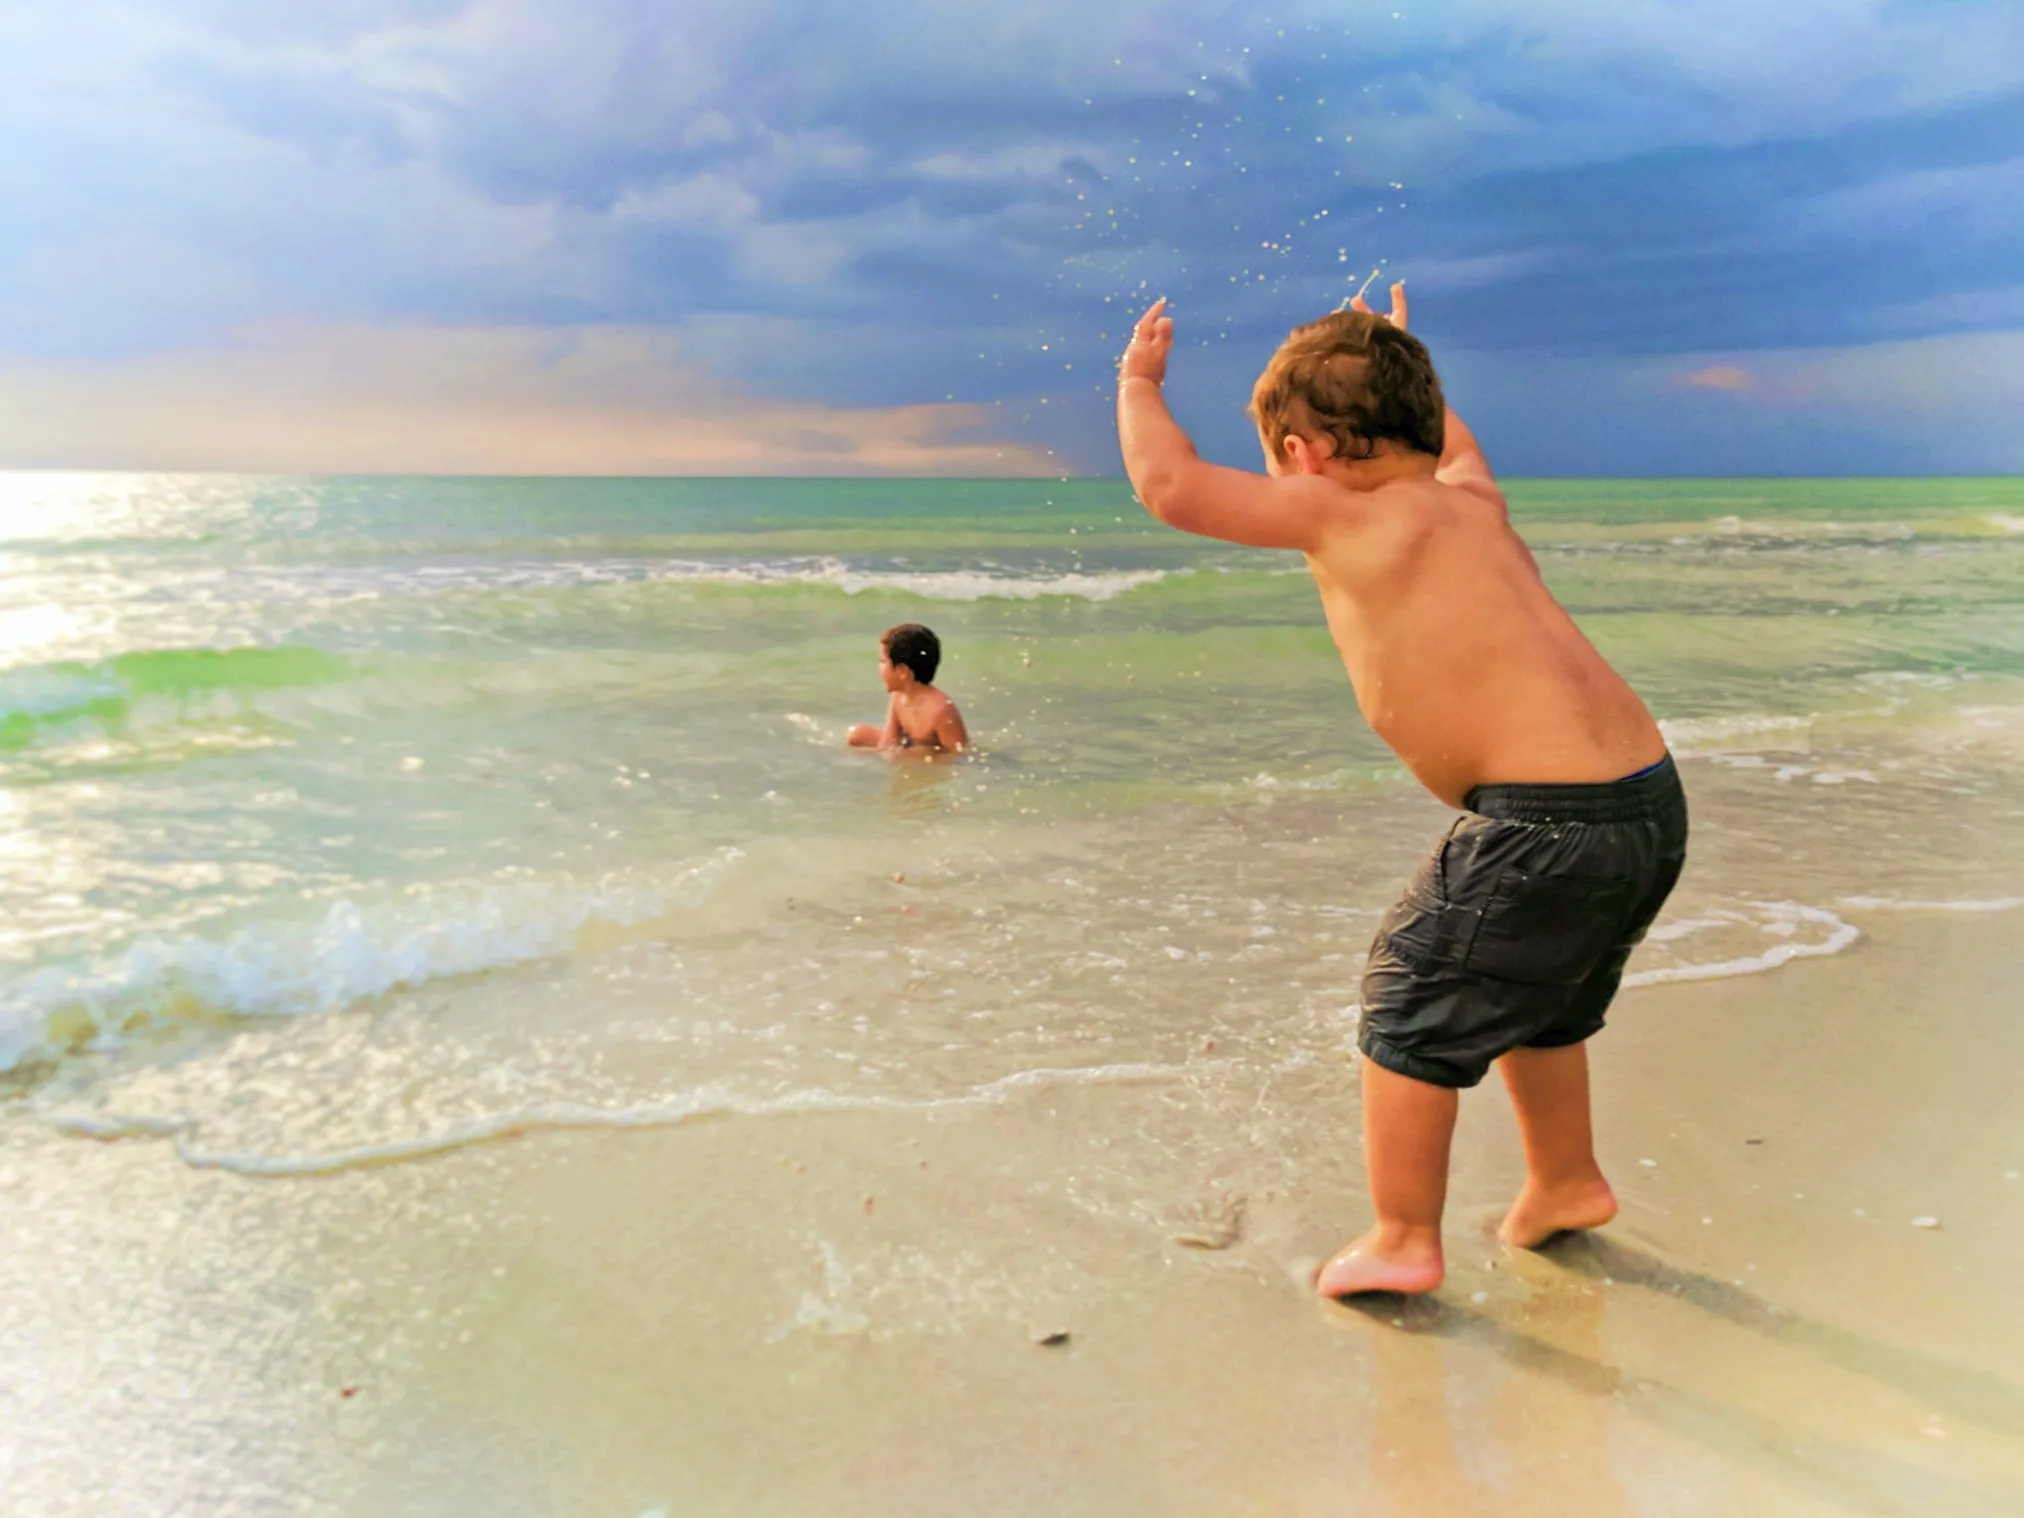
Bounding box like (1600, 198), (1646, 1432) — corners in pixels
(1465, 754), (1683, 825)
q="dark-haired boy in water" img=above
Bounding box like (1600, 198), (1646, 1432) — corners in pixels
(1117, 285), (1686, 1297)
(847, 622), (970, 755)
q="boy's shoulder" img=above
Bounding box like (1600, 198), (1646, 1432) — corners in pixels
(1355, 473), (1503, 530)
(1300, 474), (1430, 541)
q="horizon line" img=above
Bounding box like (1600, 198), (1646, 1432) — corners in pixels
(3, 469), (2021, 484)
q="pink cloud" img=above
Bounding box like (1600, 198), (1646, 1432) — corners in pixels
(0, 323), (1059, 476)
(1677, 363), (1758, 392)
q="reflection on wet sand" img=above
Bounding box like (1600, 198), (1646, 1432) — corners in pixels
(1344, 1276), (1633, 1518)
(1544, 1232), (2024, 1440)
(1330, 1232), (2024, 1517)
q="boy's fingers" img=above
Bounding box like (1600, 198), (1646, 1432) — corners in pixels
(1350, 294), (1372, 314)
(1390, 282), (1409, 330)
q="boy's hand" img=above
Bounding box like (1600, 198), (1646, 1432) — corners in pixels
(1119, 298), (1174, 386)
(1351, 281), (1408, 330)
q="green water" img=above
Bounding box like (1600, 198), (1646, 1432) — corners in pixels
(2, 472), (2022, 1166)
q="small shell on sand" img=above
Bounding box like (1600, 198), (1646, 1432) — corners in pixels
(1169, 1193), (1247, 1250)
(1911, 1215), (1941, 1229)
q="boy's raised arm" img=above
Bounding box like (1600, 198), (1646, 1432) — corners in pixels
(1117, 300), (1331, 552)
(1349, 286), (1506, 513)
(1434, 408), (1506, 512)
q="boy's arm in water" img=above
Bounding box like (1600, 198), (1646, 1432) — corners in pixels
(932, 696), (970, 754)
(1116, 299), (1339, 552)
(847, 694), (904, 749)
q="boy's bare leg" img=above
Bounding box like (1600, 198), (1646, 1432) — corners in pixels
(1315, 1059), (1455, 1296)
(1495, 1042), (1618, 1247)
(846, 724), (882, 747)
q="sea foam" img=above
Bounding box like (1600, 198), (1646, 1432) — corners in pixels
(52, 1060), (1194, 1177)
(1624, 902), (1858, 987)
(1657, 711), (1816, 755)
(0, 853), (739, 1074)
(1838, 895), (2024, 913)
(228, 556), (1173, 604)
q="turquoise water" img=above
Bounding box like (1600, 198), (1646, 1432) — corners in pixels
(3, 472), (2023, 1167)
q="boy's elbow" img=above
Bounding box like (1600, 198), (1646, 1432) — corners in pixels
(1130, 477), (1171, 522)
(1134, 466), (1191, 526)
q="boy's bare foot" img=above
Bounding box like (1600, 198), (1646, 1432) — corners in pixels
(1497, 1178), (1617, 1249)
(1313, 1227), (1445, 1297)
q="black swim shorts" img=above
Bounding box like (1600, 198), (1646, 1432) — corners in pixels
(1358, 755), (1689, 1089)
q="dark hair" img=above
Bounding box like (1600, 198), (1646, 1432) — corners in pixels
(882, 623), (941, 683)
(1248, 310), (1445, 464)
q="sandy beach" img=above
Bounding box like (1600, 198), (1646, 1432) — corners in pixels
(6, 904), (2020, 1516)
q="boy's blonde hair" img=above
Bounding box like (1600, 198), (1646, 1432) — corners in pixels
(1248, 310), (1446, 464)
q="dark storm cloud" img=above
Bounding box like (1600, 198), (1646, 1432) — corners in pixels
(2, 0), (2021, 471)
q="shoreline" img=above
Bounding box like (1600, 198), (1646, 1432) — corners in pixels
(4, 908), (2023, 1514)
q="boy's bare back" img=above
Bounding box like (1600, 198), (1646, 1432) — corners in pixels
(888, 683), (965, 751)
(1302, 472), (1660, 807)
(1116, 286), (1660, 806)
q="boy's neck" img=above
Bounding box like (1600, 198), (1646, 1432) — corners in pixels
(1318, 448), (1438, 494)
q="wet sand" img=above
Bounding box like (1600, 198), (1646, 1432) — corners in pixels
(4, 908), (2022, 1516)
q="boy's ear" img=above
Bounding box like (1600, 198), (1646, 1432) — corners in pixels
(1283, 432), (1329, 475)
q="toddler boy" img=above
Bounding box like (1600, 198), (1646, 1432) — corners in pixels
(1116, 286), (1687, 1296)
(847, 623), (969, 755)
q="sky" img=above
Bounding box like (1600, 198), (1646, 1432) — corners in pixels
(1, 0), (2020, 477)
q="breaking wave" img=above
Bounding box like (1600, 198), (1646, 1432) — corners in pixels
(0, 646), (352, 748)
(164, 556), (1176, 605)
(0, 853), (739, 1074)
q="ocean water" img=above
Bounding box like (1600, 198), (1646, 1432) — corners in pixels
(4, 472), (2023, 1173)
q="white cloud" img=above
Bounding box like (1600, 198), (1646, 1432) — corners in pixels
(682, 110), (740, 149)
(1661, 328), (2024, 418)
(611, 173), (761, 232)
(913, 143), (1095, 182)
(1806, 155), (2024, 245)
(1772, 328), (2024, 423)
